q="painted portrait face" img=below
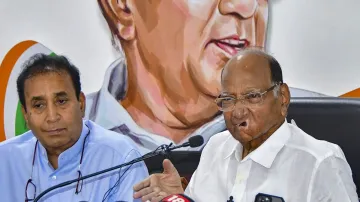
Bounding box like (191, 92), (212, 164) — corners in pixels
(99, 0), (268, 99)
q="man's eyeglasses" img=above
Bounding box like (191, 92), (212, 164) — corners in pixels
(215, 82), (282, 112)
(25, 178), (36, 202)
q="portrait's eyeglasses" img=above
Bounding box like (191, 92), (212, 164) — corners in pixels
(215, 82), (282, 112)
(25, 127), (91, 202)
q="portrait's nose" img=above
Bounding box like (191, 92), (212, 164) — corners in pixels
(219, 0), (257, 19)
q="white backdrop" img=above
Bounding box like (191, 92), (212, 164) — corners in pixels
(0, 0), (118, 94)
(1, 0), (360, 95)
(267, 0), (360, 96)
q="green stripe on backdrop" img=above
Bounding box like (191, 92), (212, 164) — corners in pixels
(14, 52), (56, 136)
(15, 101), (27, 136)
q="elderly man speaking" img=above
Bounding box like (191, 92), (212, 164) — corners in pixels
(0, 54), (148, 202)
(133, 49), (358, 202)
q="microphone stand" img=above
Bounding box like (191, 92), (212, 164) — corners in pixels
(33, 145), (170, 202)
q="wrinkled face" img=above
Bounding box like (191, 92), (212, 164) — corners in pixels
(22, 71), (85, 151)
(101, 0), (268, 97)
(220, 54), (288, 144)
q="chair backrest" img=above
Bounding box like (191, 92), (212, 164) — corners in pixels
(144, 97), (360, 195)
(287, 97), (360, 194)
(144, 151), (201, 181)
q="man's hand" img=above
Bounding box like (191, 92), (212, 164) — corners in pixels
(133, 159), (184, 202)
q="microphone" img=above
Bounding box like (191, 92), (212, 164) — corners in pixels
(163, 135), (204, 153)
(33, 135), (204, 202)
(227, 196), (234, 202)
(160, 194), (195, 202)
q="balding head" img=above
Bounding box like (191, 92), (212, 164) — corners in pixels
(221, 48), (283, 89)
(216, 48), (290, 149)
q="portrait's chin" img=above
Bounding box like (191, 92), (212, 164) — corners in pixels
(186, 60), (222, 98)
(203, 43), (231, 69)
(195, 78), (221, 98)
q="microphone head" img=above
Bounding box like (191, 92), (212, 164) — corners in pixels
(160, 194), (195, 202)
(188, 135), (204, 148)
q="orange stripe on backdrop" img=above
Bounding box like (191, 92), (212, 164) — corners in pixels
(0, 40), (37, 141)
(340, 88), (360, 98)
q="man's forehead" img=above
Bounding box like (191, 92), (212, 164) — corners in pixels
(24, 72), (73, 97)
(26, 91), (69, 99)
(237, 53), (269, 66)
(221, 54), (272, 92)
(221, 83), (265, 94)
(223, 59), (270, 82)
(236, 54), (245, 60)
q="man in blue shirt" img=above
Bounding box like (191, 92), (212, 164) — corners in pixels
(0, 54), (149, 201)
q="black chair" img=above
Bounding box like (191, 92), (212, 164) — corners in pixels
(144, 151), (201, 182)
(287, 97), (360, 195)
(144, 97), (360, 195)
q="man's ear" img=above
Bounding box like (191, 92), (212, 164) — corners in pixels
(279, 83), (290, 116)
(98, 0), (135, 41)
(79, 92), (86, 118)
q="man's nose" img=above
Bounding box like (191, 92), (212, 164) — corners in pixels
(219, 0), (257, 19)
(231, 101), (249, 119)
(46, 104), (60, 123)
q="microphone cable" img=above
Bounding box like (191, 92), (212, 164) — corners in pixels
(101, 162), (134, 202)
(33, 136), (203, 202)
(102, 144), (170, 201)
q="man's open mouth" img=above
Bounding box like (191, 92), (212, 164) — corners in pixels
(237, 121), (248, 127)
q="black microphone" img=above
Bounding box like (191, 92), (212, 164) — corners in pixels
(33, 135), (204, 202)
(163, 135), (204, 153)
(227, 196), (234, 202)
(160, 194), (195, 202)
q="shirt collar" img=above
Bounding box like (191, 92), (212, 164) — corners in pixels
(38, 120), (90, 167)
(224, 132), (240, 159)
(92, 58), (172, 146)
(225, 120), (291, 168)
(92, 58), (129, 130)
